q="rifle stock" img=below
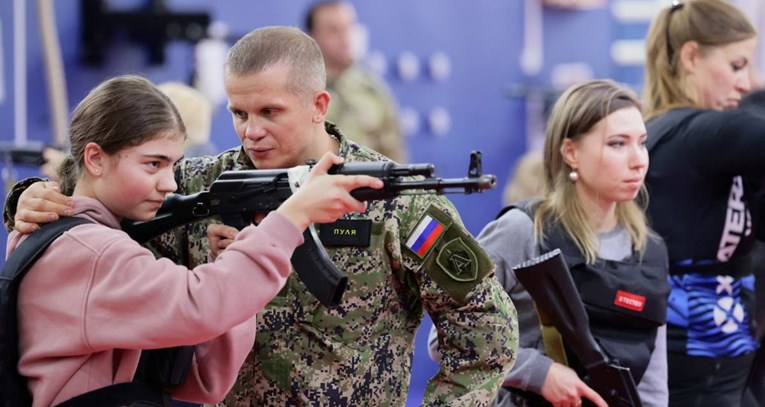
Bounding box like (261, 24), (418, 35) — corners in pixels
(122, 151), (496, 308)
(513, 249), (643, 407)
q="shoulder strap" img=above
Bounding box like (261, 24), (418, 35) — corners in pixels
(500, 200), (582, 262)
(0, 217), (93, 407)
(55, 382), (169, 407)
(641, 234), (668, 266)
(496, 199), (538, 220)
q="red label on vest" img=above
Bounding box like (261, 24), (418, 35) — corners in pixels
(614, 290), (645, 312)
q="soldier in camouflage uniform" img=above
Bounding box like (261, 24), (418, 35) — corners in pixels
(160, 121), (515, 406)
(306, 1), (407, 163)
(5, 26), (518, 406)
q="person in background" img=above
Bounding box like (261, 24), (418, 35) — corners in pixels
(430, 79), (671, 407)
(501, 150), (544, 207)
(6, 26), (518, 406)
(642, 0), (765, 405)
(305, 0), (408, 163)
(39, 147), (67, 181)
(5, 74), (381, 406)
(158, 82), (218, 158)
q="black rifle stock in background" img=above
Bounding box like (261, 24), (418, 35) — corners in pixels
(122, 151), (496, 308)
(513, 249), (643, 407)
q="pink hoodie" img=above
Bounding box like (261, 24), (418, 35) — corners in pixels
(5, 196), (302, 406)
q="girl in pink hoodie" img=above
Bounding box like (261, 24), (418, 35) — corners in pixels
(5, 75), (381, 406)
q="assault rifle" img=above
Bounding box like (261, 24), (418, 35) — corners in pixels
(122, 151), (496, 308)
(514, 249), (643, 407)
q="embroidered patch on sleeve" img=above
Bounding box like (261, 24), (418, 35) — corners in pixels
(406, 215), (445, 258)
(436, 237), (478, 282)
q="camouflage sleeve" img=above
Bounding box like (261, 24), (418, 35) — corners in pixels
(401, 197), (518, 406)
(3, 177), (46, 232)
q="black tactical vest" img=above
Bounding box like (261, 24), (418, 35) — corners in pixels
(504, 201), (670, 383)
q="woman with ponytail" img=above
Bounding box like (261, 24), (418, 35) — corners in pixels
(643, 0), (765, 404)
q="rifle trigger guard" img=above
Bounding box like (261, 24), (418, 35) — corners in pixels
(192, 203), (210, 217)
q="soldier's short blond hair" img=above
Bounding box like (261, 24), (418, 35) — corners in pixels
(225, 26), (326, 102)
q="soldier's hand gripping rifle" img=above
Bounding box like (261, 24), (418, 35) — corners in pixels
(513, 249), (643, 407)
(122, 151), (496, 308)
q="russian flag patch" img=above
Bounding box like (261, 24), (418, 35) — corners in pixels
(406, 215), (445, 258)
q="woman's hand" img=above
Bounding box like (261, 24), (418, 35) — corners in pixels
(541, 363), (608, 407)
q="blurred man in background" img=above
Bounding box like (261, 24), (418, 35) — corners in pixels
(305, 1), (408, 163)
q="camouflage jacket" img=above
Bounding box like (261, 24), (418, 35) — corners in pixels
(148, 123), (518, 406)
(326, 65), (407, 163)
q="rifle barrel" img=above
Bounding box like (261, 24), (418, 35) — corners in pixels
(395, 176), (497, 193)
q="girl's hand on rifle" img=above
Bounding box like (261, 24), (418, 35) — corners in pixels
(277, 152), (383, 231)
